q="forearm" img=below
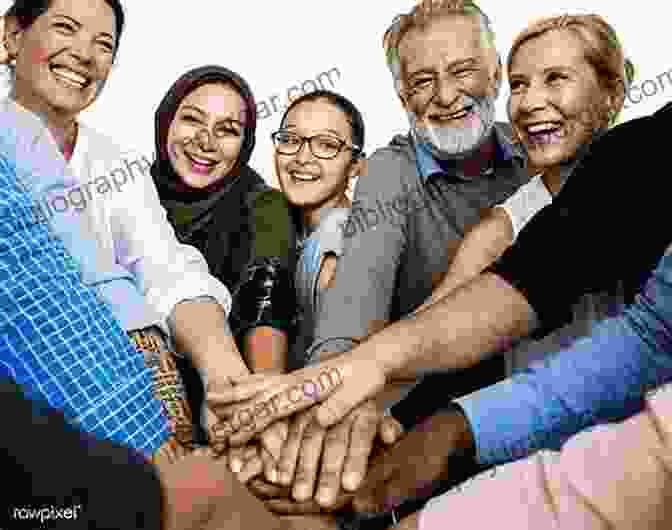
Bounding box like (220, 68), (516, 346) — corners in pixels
(173, 301), (249, 381)
(243, 326), (289, 373)
(360, 273), (536, 381)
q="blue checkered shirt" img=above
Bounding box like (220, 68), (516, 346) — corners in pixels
(0, 153), (170, 456)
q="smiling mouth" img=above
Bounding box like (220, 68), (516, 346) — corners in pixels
(289, 170), (320, 182)
(50, 66), (92, 90)
(524, 122), (567, 146)
(429, 105), (474, 124)
(184, 151), (218, 172)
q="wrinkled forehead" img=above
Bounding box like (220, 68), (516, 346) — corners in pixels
(387, 14), (494, 88)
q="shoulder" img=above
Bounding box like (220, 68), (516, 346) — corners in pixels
(253, 187), (291, 214)
(77, 123), (152, 174)
(360, 133), (419, 194)
(312, 207), (350, 256)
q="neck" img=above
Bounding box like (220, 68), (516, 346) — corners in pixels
(303, 193), (351, 231)
(541, 167), (564, 197)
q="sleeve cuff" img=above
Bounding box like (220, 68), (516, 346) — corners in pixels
(454, 378), (540, 466)
(305, 337), (358, 365)
(148, 280), (233, 341)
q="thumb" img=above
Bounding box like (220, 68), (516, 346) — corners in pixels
(380, 416), (404, 445)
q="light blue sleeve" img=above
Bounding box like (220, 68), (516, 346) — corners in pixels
(456, 251), (672, 465)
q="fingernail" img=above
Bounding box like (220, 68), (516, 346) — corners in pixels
(316, 487), (332, 506)
(343, 472), (361, 491)
(230, 459), (243, 473)
(293, 484), (312, 501)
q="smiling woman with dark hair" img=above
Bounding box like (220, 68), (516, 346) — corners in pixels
(0, 0), (248, 463)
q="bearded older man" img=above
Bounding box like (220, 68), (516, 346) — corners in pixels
(213, 0), (532, 516)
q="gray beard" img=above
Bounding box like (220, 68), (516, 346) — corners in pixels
(410, 95), (497, 160)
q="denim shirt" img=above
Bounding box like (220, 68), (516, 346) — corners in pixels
(456, 248), (672, 465)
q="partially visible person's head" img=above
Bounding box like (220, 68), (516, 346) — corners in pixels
(507, 14), (634, 172)
(273, 90), (365, 213)
(152, 65), (256, 195)
(3, 0), (124, 121)
(382, 0), (500, 159)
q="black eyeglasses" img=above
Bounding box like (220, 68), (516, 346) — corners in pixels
(271, 131), (361, 160)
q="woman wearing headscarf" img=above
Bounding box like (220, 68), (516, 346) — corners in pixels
(150, 66), (298, 429)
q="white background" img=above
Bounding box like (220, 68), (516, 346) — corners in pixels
(1, 1), (670, 187)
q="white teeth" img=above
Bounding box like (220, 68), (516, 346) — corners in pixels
(527, 122), (561, 133)
(51, 67), (89, 88)
(291, 172), (319, 181)
(434, 109), (469, 121)
(189, 155), (215, 166)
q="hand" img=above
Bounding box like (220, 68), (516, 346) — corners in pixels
(208, 355), (388, 445)
(253, 402), (404, 513)
(352, 408), (476, 513)
(247, 478), (353, 515)
(158, 452), (291, 530)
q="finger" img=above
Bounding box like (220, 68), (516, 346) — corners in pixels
(314, 417), (352, 508)
(292, 417), (327, 502)
(247, 478), (292, 499)
(227, 367), (346, 446)
(207, 376), (279, 404)
(265, 499), (324, 515)
(236, 455), (264, 484)
(261, 420), (289, 462)
(277, 410), (314, 486)
(261, 447), (279, 483)
(342, 403), (379, 491)
(380, 415), (404, 445)
(267, 492), (354, 515)
(315, 367), (378, 429)
(228, 446), (246, 474)
(351, 448), (402, 513)
(208, 420), (233, 455)
(243, 445), (258, 461)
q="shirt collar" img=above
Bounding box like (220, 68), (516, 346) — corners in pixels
(414, 123), (526, 183)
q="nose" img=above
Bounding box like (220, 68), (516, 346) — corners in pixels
(515, 81), (550, 114)
(195, 128), (216, 151)
(68, 35), (94, 64)
(295, 139), (314, 163)
(433, 76), (460, 109)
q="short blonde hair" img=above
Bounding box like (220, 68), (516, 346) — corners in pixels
(383, 0), (496, 94)
(507, 14), (635, 127)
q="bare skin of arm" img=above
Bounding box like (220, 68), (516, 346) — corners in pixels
(244, 327), (289, 374)
(414, 208), (514, 315)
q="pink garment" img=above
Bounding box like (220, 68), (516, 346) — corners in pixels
(419, 382), (672, 530)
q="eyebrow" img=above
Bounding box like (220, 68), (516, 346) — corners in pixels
(284, 125), (348, 139)
(180, 105), (242, 125)
(509, 65), (578, 79)
(53, 14), (115, 42)
(407, 58), (479, 79)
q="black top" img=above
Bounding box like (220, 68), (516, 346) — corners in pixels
(2, 377), (161, 530)
(490, 100), (672, 334)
